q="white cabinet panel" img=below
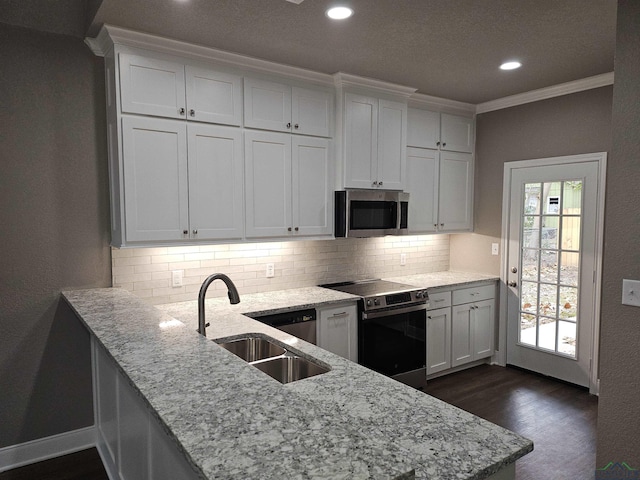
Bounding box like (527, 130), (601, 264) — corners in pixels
(441, 113), (474, 153)
(407, 108), (440, 149)
(438, 151), (473, 231)
(95, 343), (118, 469)
(291, 87), (332, 137)
(318, 303), (358, 362)
(149, 416), (200, 480)
(119, 54), (186, 119)
(118, 375), (149, 480)
(187, 124), (244, 240)
(406, 147), (438, 233)
(245, 131), (292, 237)
(451, 304), (474, 367)
(344, 93), (378, 188)
(121, 116), (189, 242)
(473, 299), (495, 359)
(292, 137), (332, 236)
(427, 307), (451, 375)
(244, 78), (292, 132)
(377, 99), (406, 190)
(185, 66), (242, 126)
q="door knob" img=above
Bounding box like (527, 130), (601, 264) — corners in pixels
(508, 281), (517, 288)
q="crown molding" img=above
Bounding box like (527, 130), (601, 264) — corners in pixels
(408, 92), (475, 115)
(333, 72), (417, 98)
(85, 25), (335, 87)
(476, 72), (614, 114)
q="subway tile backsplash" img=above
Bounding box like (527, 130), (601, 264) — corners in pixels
(113, 235), (450, 305)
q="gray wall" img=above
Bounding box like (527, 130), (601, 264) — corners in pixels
(597, 0), (640, 466)
(0, 23), (111, 448)
(474, 86), (613, 237)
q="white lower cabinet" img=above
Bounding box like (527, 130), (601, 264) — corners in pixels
(426, 301), (452, 375)
(317, 303), (358, 362)
(245, 130), (331, 238)
(93, 339), (200, 480)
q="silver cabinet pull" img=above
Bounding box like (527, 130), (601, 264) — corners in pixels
(189, 109), (195, 117)
(331, 312), (347, 317)
(179, 107), (185, 115)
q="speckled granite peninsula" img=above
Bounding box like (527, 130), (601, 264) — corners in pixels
(63, 272), (531, 480)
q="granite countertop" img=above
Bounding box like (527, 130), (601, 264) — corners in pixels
(384, 271), (500, 290)
(63, 272), (530, 480)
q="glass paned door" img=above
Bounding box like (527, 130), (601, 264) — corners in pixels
(519, 180), (582, 358)
(505, 155), (603, 389)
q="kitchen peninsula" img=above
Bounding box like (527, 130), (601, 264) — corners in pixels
(63, 272), (531, 480)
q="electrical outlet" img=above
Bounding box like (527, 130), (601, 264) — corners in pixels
(491, 243), (499, 256)
(400, 253), (407, 266)
(622, 279), (640, 307)
(171, 270), (183, 287)
(266, 263), (275, 278)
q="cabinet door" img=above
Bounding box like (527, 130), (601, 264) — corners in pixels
(187, 124), (244, 240)
(291, 87), (332, 137)
(426, 307), (451, 375)
(119, 53), (186, 119)
(185, 66), (242, 126)
(377, 99), (407, 190)
(451, 304), (473, 367)
(438, 151), (473, 231)
(118, 372), (149, 480)
(292, 136), (332, 237)
(121, 116), (189, 242)
(318, 304), (358, 362)
(406, 147), (438, 233)
(407, 108), (440, 149)
(244, 78), (292, 132)
(344, 93), (378, 189)
(244, 131), (292, 237)
(440, 113), (474, 153)
(473, 299), (495, 360)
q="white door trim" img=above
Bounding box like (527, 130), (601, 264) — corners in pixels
(498, 152), (606, 394)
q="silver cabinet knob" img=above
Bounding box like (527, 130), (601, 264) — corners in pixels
(372, 181), (378, 186)
(440, 223), (444, 227)
(192, 229), (198, 235)
(294, 124), (299, 129)
(378, 181), (383, 186)
(508, 281), (517, 288)
(294, 227), (299, 232)
(183, 229), (188, 235)
(436, 141), (441, 146)
(189, 109), (195, 117)
(442, 142), (446, 147)
(434, 224), (438, 228)
(179, 108), (185, 115)
(286, 122), (292, 129)
(287, 227), (292, 232)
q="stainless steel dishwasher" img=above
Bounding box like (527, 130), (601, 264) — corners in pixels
(248, 309), (317, 344)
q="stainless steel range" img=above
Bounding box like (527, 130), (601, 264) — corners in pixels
(320, 279), (429, 388)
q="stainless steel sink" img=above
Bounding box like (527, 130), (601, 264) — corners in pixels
(215, 335), (330, 383)
(251, 356), (330, 384)
(216, 337), (286, 362)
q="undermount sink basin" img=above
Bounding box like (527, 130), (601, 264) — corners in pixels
(215, 335), (330, 383)
(251, 355), (330, 384)
(216, 337), (286, 362)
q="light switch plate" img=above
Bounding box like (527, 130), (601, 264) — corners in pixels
(400, 253), (407, 266)
(171, 270), (183, 288)
(266, 263), (275, 278)
(491, 243), (499, 255)
(622, 279), (640, 307)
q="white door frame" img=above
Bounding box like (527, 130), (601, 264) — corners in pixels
(497, 152), (607, 395)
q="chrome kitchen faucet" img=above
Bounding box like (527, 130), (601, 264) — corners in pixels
(197, 273), (240, 337)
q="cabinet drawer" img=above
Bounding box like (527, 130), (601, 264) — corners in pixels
(427, 291), (451, 310)
(452, 283), (495, 305)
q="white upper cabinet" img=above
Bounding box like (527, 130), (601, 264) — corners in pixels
(406, 147), (438, 233)
(119, 54), (187, 119)
(440, 113), (474, 153)
(185, 66), (242, 126)
(438, 151), (473, 231)
(407, 108), (474, 153)
(343, 92), (407, 190)
(187, 124), (244, 240)
(119, 53), (242, 126)
(121, 116), (189, 243)
(245, 131), (331, 239)
(244, 78), (332, 137)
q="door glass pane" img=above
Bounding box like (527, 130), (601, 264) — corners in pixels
(541, 216), (559, 249)
(521, 281), (538, 314)
(559, 321), (577, 357)
(523, 217), (539, 247)
(539, 283), (558, 318)
(562, 216), (580, 251)
(563, 181), (582, 213)
(540, 250), (558, 283)
(559, 287), (578, 320)
(543, 182), (562, 214)
(560, 252), (579, 286)
(524, 183), (541, 215)
(522, 249), (539, 281)
(538, 318), (557, 351)
(520, 313), (536, 346)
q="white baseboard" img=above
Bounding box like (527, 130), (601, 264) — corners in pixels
(0, 426), (96, 472)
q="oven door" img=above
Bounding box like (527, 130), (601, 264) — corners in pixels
(359, 304), (426, 387)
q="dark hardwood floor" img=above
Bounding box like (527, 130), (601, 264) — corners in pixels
(0, 365), (597, 480)
(423, 364), (598, 480)
(0, 448), (107, 480)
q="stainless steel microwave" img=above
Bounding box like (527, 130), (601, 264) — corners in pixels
(335, 190), (409, 237)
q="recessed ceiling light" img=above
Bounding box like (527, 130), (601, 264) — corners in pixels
(500, 61), (522, 71)
(326, 6), (353, 20)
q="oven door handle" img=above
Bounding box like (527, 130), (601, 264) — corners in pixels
(362, 303), (427, 320)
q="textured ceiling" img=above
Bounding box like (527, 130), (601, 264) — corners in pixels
(3, 0), (618, 104)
